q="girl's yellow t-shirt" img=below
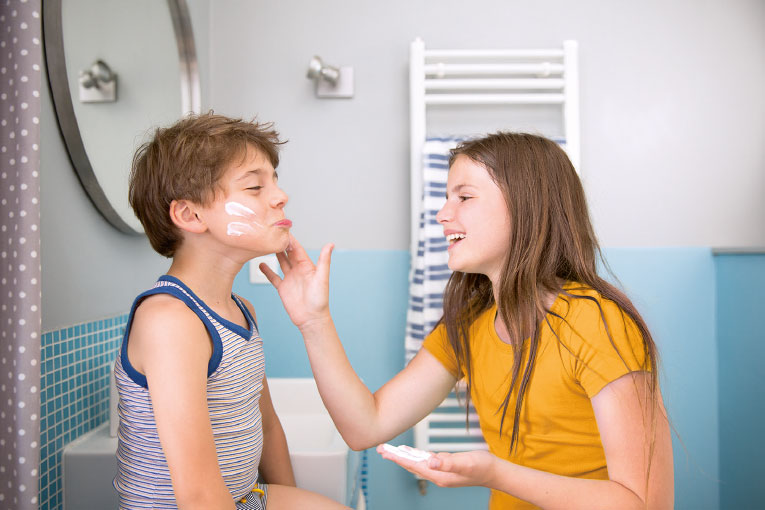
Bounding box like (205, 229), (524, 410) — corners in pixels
(422, 282), (648, 510)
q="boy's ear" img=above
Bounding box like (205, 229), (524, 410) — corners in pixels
(169, 199), (207, 234)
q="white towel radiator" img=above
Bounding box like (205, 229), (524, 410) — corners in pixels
(409, 38), (580, 495)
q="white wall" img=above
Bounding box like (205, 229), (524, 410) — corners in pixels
(208, 0), (765, 250)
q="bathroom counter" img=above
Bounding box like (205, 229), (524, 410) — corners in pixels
(62, 423), (118, 510)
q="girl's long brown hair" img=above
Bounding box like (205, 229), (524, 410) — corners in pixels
(440, 133), (660, 456)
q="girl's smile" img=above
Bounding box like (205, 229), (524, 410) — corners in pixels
(444, 230), (466, 250)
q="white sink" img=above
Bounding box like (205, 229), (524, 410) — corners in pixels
(268, 377), (363, 507)
(62, 377), (362, 509)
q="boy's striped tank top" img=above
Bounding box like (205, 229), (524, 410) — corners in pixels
(113, 275), (266, 509)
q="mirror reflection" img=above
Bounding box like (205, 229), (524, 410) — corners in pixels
(48, 0), (199, 233)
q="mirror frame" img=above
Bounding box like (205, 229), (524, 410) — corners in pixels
(43, 0), (201, 234)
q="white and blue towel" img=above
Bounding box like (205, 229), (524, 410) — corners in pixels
(405, 137), (465, 363)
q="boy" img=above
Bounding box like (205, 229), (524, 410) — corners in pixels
(113, 112), (347, 510)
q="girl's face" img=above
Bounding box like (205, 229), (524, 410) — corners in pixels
(198, 146), (291, 258)
(436, 155), (511, 283)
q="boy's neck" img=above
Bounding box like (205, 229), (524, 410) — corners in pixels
(166, 249), (242, 308)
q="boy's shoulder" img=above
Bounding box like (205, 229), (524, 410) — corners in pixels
(127, 292), (214, 375)
(132, 292), (203, 333)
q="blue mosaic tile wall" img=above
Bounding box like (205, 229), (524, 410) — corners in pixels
(39, 313), (127, 510)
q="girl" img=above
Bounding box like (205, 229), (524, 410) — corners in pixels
(262, 132), (674, 509)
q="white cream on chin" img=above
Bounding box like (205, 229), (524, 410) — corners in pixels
(224, 201), (264, 236)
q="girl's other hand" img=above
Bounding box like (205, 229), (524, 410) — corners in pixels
(376, 445), (496, 488)
(260, 234), (334, 330)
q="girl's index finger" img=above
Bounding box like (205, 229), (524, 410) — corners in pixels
(259, 262), (282, 288)
(275, 249), (291, 271)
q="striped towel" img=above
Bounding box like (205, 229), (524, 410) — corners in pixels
(405, 137), (465, 363)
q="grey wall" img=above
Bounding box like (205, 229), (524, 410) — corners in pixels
(41, 0), (211, 330)
(41, 0), (765, 330)
(208, 0), (765, 251)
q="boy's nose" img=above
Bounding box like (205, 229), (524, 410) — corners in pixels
(272, 187), (288, 208)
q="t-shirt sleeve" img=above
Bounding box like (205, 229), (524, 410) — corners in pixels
(421, 323), (461, 379)
(562, 297), (649, 398)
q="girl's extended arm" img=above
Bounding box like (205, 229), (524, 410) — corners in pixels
(261, 235), (456, 450)
(380, 371), (674, 510)
(129, 296), (236, 510)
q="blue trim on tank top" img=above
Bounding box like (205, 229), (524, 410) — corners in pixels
(158, 275), (256, 341)
(119, 285), (223, 389)
(232, 293), (259, 335)
(119, 275), (255, 389)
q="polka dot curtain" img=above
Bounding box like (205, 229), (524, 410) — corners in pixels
(0, 1), (42, 509)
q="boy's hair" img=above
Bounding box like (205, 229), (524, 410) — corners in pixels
(129, 112), (284, 257)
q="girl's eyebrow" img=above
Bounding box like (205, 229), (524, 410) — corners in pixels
(447, 183), (475, 194)
(445, 184), (472, 199)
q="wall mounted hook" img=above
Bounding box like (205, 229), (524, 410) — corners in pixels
(78, 59), (117, 103)
(306, 55), (353, 99)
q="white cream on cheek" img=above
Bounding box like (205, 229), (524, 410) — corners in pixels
(225, 201), (256, 217)
(224, 201), (264, 237)
(226, 222), (256, 237)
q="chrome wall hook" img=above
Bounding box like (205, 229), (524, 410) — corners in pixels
(78, 59), (117, 103)
(306, 55), (353, 98)
(306, 56), (340, 85)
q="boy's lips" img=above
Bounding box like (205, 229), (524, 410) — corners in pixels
(273, 219), (292, 228)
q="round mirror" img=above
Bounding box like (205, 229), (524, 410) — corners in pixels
(44, 0), (200, 234)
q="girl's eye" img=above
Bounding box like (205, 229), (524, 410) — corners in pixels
(459, 196), (472, 202)
(247, 186), (263, 191)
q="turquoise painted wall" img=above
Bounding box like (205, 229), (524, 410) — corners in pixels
(604, 248), (718, 510)
(234, 247), (726, 509)
(715, 254), (765, 509)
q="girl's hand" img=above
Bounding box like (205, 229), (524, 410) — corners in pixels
(376, 445), (497, 488)
(260, 234), (335, 330)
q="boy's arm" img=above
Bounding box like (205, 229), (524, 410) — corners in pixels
(257, 376), (297, 486)
(239, 299), (296, 486)
(129, 295), (236, 510)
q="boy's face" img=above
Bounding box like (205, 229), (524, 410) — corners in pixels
(198, 145), (291, 258)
